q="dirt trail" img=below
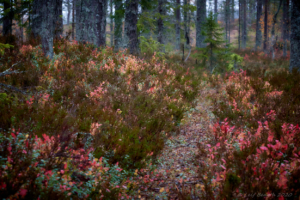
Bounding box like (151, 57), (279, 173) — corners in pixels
(140, 86), (217, 199)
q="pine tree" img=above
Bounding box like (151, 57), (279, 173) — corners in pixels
(198, 11), (225, 72)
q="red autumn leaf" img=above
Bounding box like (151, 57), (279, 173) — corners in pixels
(11, 133), (16, 139)
(277, 174), (288, 189)
(19, 188), (27, 198)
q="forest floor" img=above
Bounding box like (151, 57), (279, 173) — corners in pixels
(140, 86), (217, 199)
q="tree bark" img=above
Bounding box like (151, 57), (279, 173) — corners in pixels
(54, 0), (63, 38)
(96, 0), (107, 47)
(196, 0), (206, 48)
(256, 0), (263, 50)
(40, 0), (54, 59)
(271, 0), (283, 60)
(238, 0), (241, 49)
(110, 0), (114, 47)
(3, 1), (12, 36)
(263, 0), (268, 52)
(72, 0), (75, 40)
(289, 0), (300, 71)
(282, 0), (288, 57)
(231, 0), (234, 22)
(183, 0), (190, 46)
(125, 0), (139, 54)
(75, 0), (107, 46)
(242, 0), (247, 49)
(214, 0), (218, 19)
(67, 0), (71, 25)
(114, 0), (123, 51)
(158, 0), (166, 47)
(32, 0), (42, 38)
(175, 0), (181, 50)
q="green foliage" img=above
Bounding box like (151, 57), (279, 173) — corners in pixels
(0, 43), (13, 55)
(227, 53), (243, 71)
(194, 12), (243, 73)
(139, 36), (165, 57)
(199, 11), (225, 71)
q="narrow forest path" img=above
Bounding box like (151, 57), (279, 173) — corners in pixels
(139, 86), (217, 199)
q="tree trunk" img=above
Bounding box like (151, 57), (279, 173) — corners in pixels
(242, 0), (247, 49)
(175, 0), (181, 50)
(158, 0), (166, 48)
(40, 0), (54, 59)
(225, 0), (230, 44)
(231, 0), (234, 22)
(114, 0), (123, 51)
(67, 0), (71, 25)
(289, 0), (300, 71)
(256, 0), (263, 50)
(32, 0), (42, 38)
(75, 0), (107, 46)
(54, 0), (63, 38)
(271, 0), (283, 60)
(214, 0), (218, 19)
(110, 0), (114, 47)
(96, 0), (107, 47)
(263, 0), (268, 52)
(183, 0), (189, 46)
(3, 1), (12, 36)
(196, 0), (206, 48)
(239, 0), (241, 49)
(282, 0), (288, 57)
(72, 0), (75, 40)
(125, 0), (139, 54)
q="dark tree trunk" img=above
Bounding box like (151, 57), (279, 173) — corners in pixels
(225, 0), (230, 44)
(32, 0), (42, 38)
(158, 0), (166, 51)
(196, 0), (206, 48)
(289, 0), (300, 71)
(67, 0), (71, 25)
(110, 0), (114, 47)
(175, 0), (181, 50)
(283, 0), (289, 57)
(125, 0), (139, 54)
(3, 1), (12, 36)
(263, 0), (268, 52)
(96, 0), (107, 47)
(256, 0), (263, 50)
(75, 0), (107, 46)
(54, 0), (63, 38)
(271, 0), (283, 60)
(239, 0), (241, 49)
(242, 0), (247, 49)
(114, 0), (123, 51)
(40, 0), (54, 59)
(183, 0), (189, 46)
(214, 0), (218, 19)
(72, 0), (75, 40)
(231, 0), (234, 22)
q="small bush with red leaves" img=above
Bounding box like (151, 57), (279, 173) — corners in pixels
(193, 67), (300, 199)
(0, 38), (200, 199)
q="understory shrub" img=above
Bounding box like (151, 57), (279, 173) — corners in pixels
(0, 38), (200, 198)
(193, 67), (300, 199)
